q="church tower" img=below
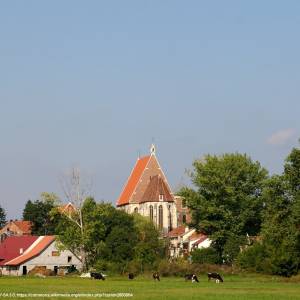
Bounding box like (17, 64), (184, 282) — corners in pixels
(116, 145), (177, 234)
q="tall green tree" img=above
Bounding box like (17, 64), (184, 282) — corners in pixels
(259, 144), (300, 276)
(0, 205), (6, 228)
(23, 192), (60, 235)
(180, 153), (268, 263)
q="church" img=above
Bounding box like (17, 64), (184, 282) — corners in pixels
(116, 145), (181, 235)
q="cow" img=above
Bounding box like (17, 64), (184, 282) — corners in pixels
(184, 274), (199, 283)
(128, 273), (135, 280)
(153, 272), (160, 281)
(207, 272), (223, 283)
(91, 272), (105, 280)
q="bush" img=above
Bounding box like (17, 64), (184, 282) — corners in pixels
(191, 248), (220, 264)
(237, 243), (271, 274)
(157, 258), (192, 277)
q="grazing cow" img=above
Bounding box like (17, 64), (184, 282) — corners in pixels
(184, 274), (199, 283)
(91, 272), (105, 280)
(207, 272), (223, 283)
(153, 272), (160, 281)
(128, 273), (135, 280)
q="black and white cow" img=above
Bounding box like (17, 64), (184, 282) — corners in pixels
(153, 272), (160, 281)
(207, 272), (223, 283)
(128, 273), (135, 280)
(91, 272), (106, 280)
(184, 274), (199, 283)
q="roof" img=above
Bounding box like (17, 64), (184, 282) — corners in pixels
(0, 236), (38, 265)
(189, 232), (208, 245)
(0, 220), (32, 235)
(168, 225), (186, 238)
(6, 236), (55, 266)
(13, 221), (32, 234)
(140, 175), (174, 203)
(58, 202), (77, 214)
(117, 155), (151, 206)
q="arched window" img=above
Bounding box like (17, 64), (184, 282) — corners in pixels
(150, 205), (153, 221)
(182, 214), (186, 224)
(158, 205), (163, 230)
(168, 211), (172, 232)
(134, 207), (138, 214)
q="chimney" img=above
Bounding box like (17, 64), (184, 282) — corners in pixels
(19, 248), (23, 254)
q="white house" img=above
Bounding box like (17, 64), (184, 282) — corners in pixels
(0, 235), (82, 276)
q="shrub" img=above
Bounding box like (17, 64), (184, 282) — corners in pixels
(191, 247), (220, 264)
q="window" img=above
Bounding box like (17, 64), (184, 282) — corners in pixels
(150, 205), (153, 221)
(52, 251), (60, 257)
(68, 256), (72, 263)
(134, 207), (138, 214)
(182, 199), (186, 208)
(159, 194), (164, 201)
(182, 214), (186, 224)
(158, 205), (163, 230)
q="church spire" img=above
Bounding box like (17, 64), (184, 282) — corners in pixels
(150, 144), (156, 156)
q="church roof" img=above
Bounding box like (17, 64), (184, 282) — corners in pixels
(116, 155), (151, 206)
(140, 175), (174, 203)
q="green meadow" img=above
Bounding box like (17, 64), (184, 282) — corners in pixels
(1, 274), (300, 300)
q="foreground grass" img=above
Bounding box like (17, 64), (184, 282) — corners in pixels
(0, 274), (300, 299)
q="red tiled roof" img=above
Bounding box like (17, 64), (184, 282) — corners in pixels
(58, 202), (77, 214)
(140, 175), (174, 203)
(5, 236), (55, 266)
(13, 221), (32, 234)
(0, 236), (38, 265)
(192, 235), (208, 246)
(168, 225), (186, 238)
(189, 232), (208, 244)
(117, 155), (151, 206)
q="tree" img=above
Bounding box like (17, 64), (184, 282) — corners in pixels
(258, 144), (300, 276)
(133, 214), (165, 271)
(238, 142), (300, 276)
(59, 167), (93, 270)
(0, 205), (6, 228)
(23, 192), (59, 235)
(180, 153), (268, 263)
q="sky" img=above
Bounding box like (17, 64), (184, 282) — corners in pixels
(0, 1), (299, 219)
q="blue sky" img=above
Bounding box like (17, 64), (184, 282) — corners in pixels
(0, 1), (299, 218)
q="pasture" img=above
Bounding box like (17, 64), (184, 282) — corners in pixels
(0, 274), (300, 299)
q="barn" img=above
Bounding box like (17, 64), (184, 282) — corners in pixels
(0, 235), (82, 276)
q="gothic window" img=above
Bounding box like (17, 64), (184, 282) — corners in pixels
(159, 205), (163, 230)
(150, 205), (153, 221)
(182, 214), (186, 224)
(168, 207), (172, 232)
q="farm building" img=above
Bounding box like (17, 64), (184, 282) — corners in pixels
(0, 235), (82, 276)
(0, 220), (32, 242)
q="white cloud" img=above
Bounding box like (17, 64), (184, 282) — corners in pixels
(267, 128), (296, 145)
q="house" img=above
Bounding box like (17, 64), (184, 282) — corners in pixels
(168, 225), (211, 258)
(58, 202), (77, 217)
(0, 235), (82, 276)
(116, 145), (178, 235)
(0, 220), (32, 242)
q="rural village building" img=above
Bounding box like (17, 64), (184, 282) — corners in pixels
(0, 220), (32, 242)
(168, 225), (211, 258)
(0, 235), (82, 276)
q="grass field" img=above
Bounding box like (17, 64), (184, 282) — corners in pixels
(0, 274), (300, 299)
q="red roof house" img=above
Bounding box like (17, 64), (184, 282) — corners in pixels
(0, 236), (82, 276)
